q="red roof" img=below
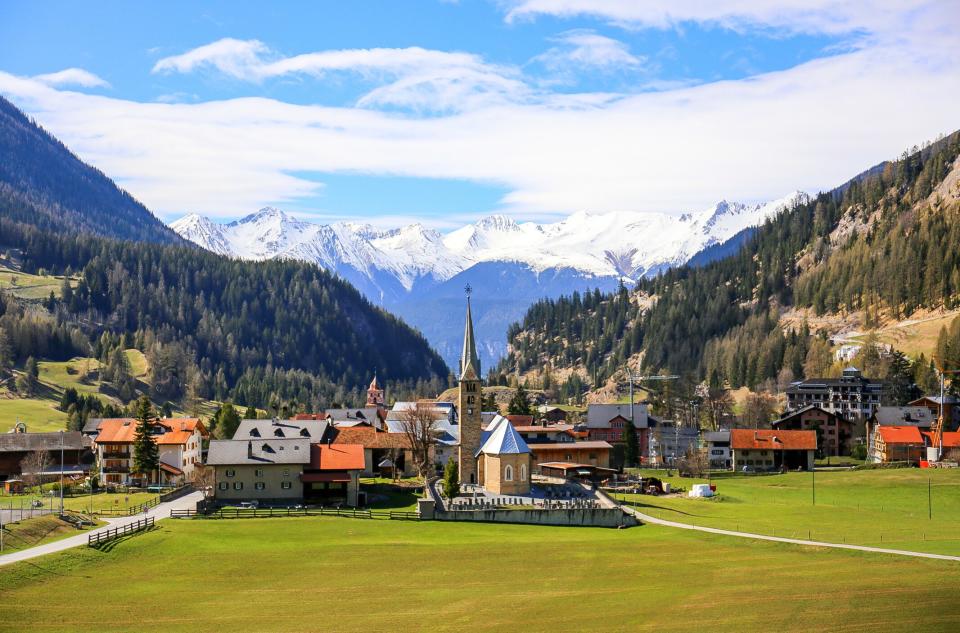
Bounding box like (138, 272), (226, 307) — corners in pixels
(922, 431), (960, 448)
(877, 426), (924, 445)
(310, 443), (365, 471)
(332, 427), (411, 449)
(505, 415), (534, 427)
(95, 418), (205, 445)
(730, 429), (817, 450)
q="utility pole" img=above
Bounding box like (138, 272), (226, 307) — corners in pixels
(59, 430), (64, 516)
(812, 466), (816, 506)
(928, 476), (932, 520)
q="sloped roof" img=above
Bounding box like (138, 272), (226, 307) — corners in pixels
(877, 426), (924, 445)
(730, 429), (816, 450)
(772, 405), (846, 427)
(233, 419), (330, 441)
(922, 431), (960, 448)
(332, 427), (412, 449)
(310, 443), (365, 471)
(586, 404), (649, 429)
(95, 418), (204, 445)
(479, 416), (530, 455)
(0, 431), (91, 452)
(872, 407), (933, 427)
(206, 438), (312, 465)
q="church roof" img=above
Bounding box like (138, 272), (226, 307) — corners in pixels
(460, 296), (481, 380)
(478, 415), (530, 456)
(368, 375), (381, 390)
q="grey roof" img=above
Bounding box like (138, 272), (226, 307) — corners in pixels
(82, 418), (104, 435)
(871, 407), (934, 427)
(703, 431), (730, 443)
(386, 418), (459, 445)
(233, 419), (330, 441)
(206, 438), (312, 465)
(912, 395), (960, 405)
(586, 404), (649, 429)
(0, 431), (91, 453)
(324, 407), (380, 422)
(478, 416), (530, 456)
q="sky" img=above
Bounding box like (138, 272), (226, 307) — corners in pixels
(0, 1), (958, 229)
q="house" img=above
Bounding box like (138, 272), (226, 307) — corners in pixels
(505, 414), (534, 427)
(528, 441), (612, 470)
(305, 443), (365, 506)
(94, 418), (207, 487)
(585, 403), (650, 467)
(387, 401), (457, 425)
(703, 431), (731, 469)
(476, 416), (531, 495)
(730, 429), (816, 471)
(538, 462), (617, 483)
(207, 438), (310, 503)
(512, 423), (579, 444)
(0, 430), (94, 484)
(770, 405), (854, 457)
(234, 418), (331, 442)
(648, 419), (700, 466)
(871, 426), (924, 464)
(324, 407), (385, 430)
(537, 406), (568, 423)
(332, 427), (417, 477)
(785, 366), (883, 420)
(909, 396), (960, 431)
(834, 344), (862, 363)
(866, 407), (933, 459)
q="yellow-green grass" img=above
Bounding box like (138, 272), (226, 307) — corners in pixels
(9, 491), (160, 515)
(360, 478), (422, 511)
(37, 357), (104, 397)
(617, 468), (960, 555)
(0, 266), (75, 301)
(123, 348), (148, 378)
(1, 518), (959, 632)
(0, 514), (103, 553)
(0, 396), (67, 433)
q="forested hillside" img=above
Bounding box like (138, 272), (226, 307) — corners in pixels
(499, 130), (960, 397)
(0, 97), (181, 244)
(0, 97), (449, 424)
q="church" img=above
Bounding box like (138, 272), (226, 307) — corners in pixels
(457, 292), (531, 495)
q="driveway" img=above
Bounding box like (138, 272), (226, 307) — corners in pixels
(0, 491), (203, 567)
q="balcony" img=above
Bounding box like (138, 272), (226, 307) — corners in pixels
(102, 465), (130, 474)
(102, 451), (129, 459)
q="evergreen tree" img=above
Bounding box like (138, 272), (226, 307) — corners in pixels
(244, 405), (258, 420)
(214, 403), (242, 440)
(507, 383), (531, 416)
(623, 423), (639, 468)
(0, 326), (12, 374)
(481, 390), (498, 413)
(442, 458), (460, 498)
(132, 396), (159, 483)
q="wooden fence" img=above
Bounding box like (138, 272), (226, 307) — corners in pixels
(87, 516), (154, 547)
(171, 506), (419, 521)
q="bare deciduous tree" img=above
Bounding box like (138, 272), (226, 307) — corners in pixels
(20, 449), (51, 490)
(397, 402), (438, 480)
(741, 392), (778, 429)
(190, 464), (216, 498)
(677, 447), (710, 478)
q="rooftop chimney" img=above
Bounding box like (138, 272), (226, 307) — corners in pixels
(247, 441), (253, 458)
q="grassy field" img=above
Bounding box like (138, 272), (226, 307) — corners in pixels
(1, 517), (959, 632)
(360, 478), (422, 511)
(0, 265), (74, 301)
(0, 396), (68, 433)
(0, 514), (103, 553)
(618, 468), (960, 555)
(1, 491), (159, 515)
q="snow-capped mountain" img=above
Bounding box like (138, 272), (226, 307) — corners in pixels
(171, 192), (808, 369)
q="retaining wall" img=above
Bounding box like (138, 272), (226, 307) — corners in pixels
(436, 507), (637, 528)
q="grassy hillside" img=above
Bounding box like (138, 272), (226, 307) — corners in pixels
(1, 518), (957, 632)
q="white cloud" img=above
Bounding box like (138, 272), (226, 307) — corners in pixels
(32, 68), (110, 89)
(153, 39), (527, 111)
(534, 29), (645, 72)
(0, 2), (957, 227)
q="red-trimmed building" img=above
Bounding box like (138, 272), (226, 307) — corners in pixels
(871, 426), (924, 464)
(730, 429), (816, 471)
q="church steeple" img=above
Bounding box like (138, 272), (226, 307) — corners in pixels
(460, 288), (480, 379)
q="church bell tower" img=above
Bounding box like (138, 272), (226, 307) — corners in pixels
(458, 288), (482, 485)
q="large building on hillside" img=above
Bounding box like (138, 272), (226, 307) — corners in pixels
(785, 366), (883, 420)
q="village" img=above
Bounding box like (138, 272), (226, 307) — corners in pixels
(2, 298), (958, 535)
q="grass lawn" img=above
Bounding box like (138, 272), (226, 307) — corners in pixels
(4, 492), (159, 515)
(0, 266), (74, 301)
(617, 468), (960, 555)
(0, 396), (67, 433)
(1, 518), (958, 632)
(360, 478), (422, 511)
(0, 514), (103, 553)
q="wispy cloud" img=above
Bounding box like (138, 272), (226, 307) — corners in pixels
(32, 68), (110, 89)
(534, 29), (645, 72)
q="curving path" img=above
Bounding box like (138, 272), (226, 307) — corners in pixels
(0, 491), (203, 567)
(621, 504), (960, 562)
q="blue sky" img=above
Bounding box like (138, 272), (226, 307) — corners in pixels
(0, 1), (957, 228)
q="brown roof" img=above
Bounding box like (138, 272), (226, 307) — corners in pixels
(528, 441), (612, 451)
(730, 429), (817, 451)
(332, 427), (412, 449)
(505, 415), (534, 427)
(878, 426), (924, 445)
(310, 443), (365, 471)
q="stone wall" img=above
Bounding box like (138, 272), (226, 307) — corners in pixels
(435, 507), (637, 528)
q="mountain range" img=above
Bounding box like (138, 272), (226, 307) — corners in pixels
(172, 193), (809, 371)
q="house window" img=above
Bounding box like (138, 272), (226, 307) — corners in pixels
(283, 469), (290, 477)
(504, 465), (514, 481)
(255, 482), (266, 491)
(255, 468), (264, 477)
(218, 482), (228, 490)
(281, 481), (292, 490)
(233, 482), (243, 490)
(520, 464), (527, 481)
(225, 469), (236, 478)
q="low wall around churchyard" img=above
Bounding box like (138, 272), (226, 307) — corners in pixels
(435, 507), (638, 528)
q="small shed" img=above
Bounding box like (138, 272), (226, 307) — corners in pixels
(2, 478), (24, 494)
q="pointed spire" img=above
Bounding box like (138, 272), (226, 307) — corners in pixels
(460, 292), (480, 380)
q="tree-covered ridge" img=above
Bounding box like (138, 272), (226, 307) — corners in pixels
(0, 96), (181, 245)
(0, 216), (448, 401)
(500, 129), (960, 389)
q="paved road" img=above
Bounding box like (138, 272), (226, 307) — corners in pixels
(622, 505), (960, 562)
(0, 491), (203, 567)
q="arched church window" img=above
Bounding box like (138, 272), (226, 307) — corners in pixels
(504, 465), (513, 481)
(520, 464), (527, 481)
